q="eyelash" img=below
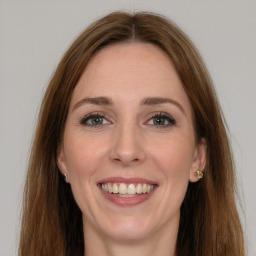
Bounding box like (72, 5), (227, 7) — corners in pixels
(148, 112), (176, 128)
(80, 112), (176, 129)
(80, 112), (108, 128)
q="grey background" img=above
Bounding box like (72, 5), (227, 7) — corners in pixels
(0, 0), (255, 255)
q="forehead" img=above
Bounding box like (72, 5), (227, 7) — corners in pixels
(71, 42), (191, 110)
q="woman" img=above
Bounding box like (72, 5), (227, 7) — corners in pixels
(19, 11), (246, 256)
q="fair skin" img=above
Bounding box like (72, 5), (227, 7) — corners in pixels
(57, 42), (206, 256)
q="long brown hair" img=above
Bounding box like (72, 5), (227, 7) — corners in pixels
(19, 11), (246, 256)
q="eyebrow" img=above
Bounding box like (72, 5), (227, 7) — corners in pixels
(72, 96), (113, 111)
(72, 96), (185, 115)
(142, 97), (185, 115)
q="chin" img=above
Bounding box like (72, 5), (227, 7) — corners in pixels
(102, 219), (152, 242)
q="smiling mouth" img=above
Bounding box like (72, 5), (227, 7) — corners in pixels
(98, 177), (158, 206)
(100, 183), (155, 197)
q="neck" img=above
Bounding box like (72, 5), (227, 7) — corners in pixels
(83, 216), (178, 256)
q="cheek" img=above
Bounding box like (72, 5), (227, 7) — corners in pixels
(65, 135), (106, 179)
(142, 135), (195, 223)
(148, 134), (194, 202)
(149, 134), (195, 179)
(63, 132), (108, 212)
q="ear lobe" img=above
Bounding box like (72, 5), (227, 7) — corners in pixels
(189, 138), (207, 183)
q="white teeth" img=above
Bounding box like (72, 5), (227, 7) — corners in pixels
(127, 184), (136, 195)
(119, 183), (127, 194)
(142, 184), (147, 193)
(136, 183), (143, 194)
(102, 184), (108, 192)
(112, 183), (118, 194)
(101, 182), (155, 195)
(108, 183), (113, 193)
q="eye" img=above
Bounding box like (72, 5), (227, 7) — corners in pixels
(147, 112), (176, 128)
(80, 113), (110, 127)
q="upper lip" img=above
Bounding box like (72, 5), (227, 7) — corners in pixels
(97, 176), (158, 185)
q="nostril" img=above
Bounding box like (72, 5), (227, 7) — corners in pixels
(112, 157), (141, 166)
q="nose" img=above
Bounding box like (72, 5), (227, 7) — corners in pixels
(109, 123), (146, 167)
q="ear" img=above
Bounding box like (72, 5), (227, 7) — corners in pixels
(56, 145), (69, 182)
(189, 138), (207, 182)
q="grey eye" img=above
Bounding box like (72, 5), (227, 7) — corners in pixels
(153, 117), (167, 126)
(90, 117), (104, 125)
(81, 114), (109, 127)
(147, 113), (176, 128)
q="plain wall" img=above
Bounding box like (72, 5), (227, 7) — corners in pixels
(0, 0), (255, 255)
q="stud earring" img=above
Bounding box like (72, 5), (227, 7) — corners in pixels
(195, 169), (204, 179)
(63, 173), (68, 182)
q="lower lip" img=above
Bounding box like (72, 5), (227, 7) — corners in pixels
(99, 185), (157, 207)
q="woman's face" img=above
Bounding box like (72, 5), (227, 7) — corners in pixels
(57, 43), (206, 242)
